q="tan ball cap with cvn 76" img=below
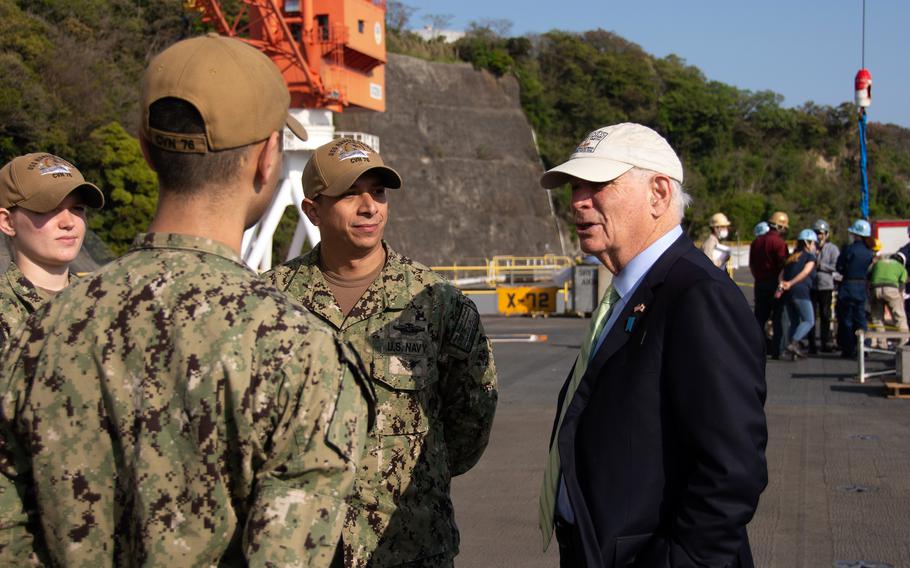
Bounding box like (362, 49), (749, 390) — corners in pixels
(140, 33), (308, 153)
(0, 153), (105, 213)
(303, 138), (402, 199)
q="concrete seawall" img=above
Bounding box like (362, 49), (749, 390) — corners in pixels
(336, 53), (566, 266)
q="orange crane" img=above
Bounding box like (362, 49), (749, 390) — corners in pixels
(187, 0), (387, 113)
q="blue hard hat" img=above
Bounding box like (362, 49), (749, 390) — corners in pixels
(798, 229), (818, 242)
(847, 219), (872, 237)
(753, 221), (770, 237)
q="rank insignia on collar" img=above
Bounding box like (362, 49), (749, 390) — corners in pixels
(633, 303), (646, 313)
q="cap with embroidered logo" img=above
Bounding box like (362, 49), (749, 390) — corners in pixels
(140, 33), (307, 154)
(540, 123), (683, 189)
(0, 153), (104, 213)
(303, 138), (402, 199)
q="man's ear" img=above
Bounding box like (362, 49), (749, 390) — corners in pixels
(138, 136), (156, 172)
(256, 131), (281, 186)
(0, 208), (16, 238)
(301, 198), (320, 226)
(649, 174), (673, 218)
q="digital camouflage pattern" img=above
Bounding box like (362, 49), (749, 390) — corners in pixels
(0, 262), (46, 350)
(0, 261), (47, 565)
(0, 233), (374, 567)
(265, 242), (498, 567)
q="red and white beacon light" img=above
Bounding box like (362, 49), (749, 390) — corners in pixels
(855, 68), (872, 108)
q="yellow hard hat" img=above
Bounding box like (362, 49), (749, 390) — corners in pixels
(768, 211), (789, 230)
(709, 212), (731, 228)
(873, 238), (882, 252)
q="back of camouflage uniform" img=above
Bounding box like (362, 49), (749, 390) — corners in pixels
(1, 233), (371, 566)
(0, 35), (373, 566)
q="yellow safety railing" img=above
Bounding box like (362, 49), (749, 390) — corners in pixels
(489, 254), (574, 283)
(490, 255), (573, 290)
(432, 254), (574, 288)
(429, 262), (492, 287)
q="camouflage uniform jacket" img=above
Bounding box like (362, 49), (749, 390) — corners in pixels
(264, 243), (498, 567)
(0, 233), (374, 567)
(0, 262), (47, 351)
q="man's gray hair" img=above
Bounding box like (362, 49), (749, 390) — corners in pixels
(631, 167), (691, 222)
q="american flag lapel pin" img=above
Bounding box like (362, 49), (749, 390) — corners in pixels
(626, 303), (646, 333)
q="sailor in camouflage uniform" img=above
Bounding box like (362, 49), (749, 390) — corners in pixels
(0, 35), (373, 566)
(0, 153), (104, 348)
(265, 139), (498, 567)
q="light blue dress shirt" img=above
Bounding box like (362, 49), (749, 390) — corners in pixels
(556, 225), (683, 523)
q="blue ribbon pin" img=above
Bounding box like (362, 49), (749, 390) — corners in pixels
(625, 316), (636, 333)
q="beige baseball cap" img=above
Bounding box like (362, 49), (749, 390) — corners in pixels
(540, 123), (683, 188)
(140, 33), (307, 153)
(0, 153), (104, 213)
(303, 138), (402, 199)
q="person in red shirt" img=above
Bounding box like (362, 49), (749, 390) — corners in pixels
(750, 211), (790, 358)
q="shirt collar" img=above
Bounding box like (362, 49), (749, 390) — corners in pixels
(612, 225), (683, 298)
(293, 240), (412, 328)
(4, 261), (45, 310)
(129, 233), (246, 267)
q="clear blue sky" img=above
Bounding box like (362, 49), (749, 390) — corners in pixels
(409, 0), (908, 127)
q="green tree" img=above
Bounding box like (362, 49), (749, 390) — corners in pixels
(0, 52), (72, 163)
(456, 22), (516, 76)
(82, 122), (158, 255)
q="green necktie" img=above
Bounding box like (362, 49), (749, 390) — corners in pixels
(538, 285), (620, 550)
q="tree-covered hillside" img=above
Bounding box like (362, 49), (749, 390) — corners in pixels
(391, 14), (910, 242)
(0, 0), (193, 254)
(2, 0), (909, 253)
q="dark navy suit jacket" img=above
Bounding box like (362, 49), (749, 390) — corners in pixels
(551, 234), (768, 568)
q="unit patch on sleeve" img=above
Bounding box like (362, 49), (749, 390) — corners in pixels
(449, 302), (479, 354)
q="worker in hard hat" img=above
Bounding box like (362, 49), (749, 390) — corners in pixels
(777, 229), (818, 359)
(702, 212), (731, 268)
(749, 211), (789, 358)
(835, 219), (874, 358)
(870, 238), (883, 258)
(868, 250), (908, 347)
(808, 219), (839, 354)
(767, 211), (789, 234)
(753, 222), (770, 238)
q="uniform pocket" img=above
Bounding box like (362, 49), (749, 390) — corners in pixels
(365, 309), (440, 436)
(369, 352), (437, 435)
(373, 354), (434, 391)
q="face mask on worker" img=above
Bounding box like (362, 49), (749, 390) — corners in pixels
(718, 228), (729, 239)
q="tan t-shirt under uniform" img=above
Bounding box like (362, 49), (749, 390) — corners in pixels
(322, 258), (385, 317)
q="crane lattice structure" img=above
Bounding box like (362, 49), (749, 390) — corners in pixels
(187, 0), (388, 269)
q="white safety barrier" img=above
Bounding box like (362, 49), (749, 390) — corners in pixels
(856, 329), (910, 383)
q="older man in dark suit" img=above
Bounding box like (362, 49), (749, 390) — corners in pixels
(538, 123), (768, 568)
